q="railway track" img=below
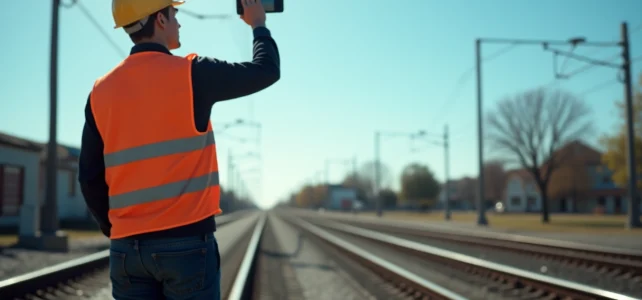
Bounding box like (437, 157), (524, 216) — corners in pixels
(3, 208), (637, 300)
(279, 212), (638, 300)
(0, 210), (263, 300)
(297, 211), (642, 297)
(326, 215), (642, 274)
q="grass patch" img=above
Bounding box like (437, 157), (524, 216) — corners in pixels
(0, 230), (104, 247)
(354, 211), (642, 234)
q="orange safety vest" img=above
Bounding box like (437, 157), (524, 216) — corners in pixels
(90, 51), (222, 239)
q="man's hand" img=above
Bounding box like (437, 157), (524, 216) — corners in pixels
(240, 0), (266, 29)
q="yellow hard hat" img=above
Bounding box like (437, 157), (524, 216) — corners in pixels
(112, 0), (185, 32)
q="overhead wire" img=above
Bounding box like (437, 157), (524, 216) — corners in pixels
(446, 50), (642, 142)
(542, 22), (642, 88)
(449, 22), (642, 136)
(426, 43), (520, 130)
(74, 1), (128, 58)
(574, 55), (642, 97)
(180, 9), (234, 20)
(70, 2), (235, 59)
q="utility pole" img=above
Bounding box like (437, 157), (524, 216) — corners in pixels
(236, 169), (242, 198)
(374, 131), (382, 217)
(324, 159), (329, 184)
(475, 39), (489, 226)
(352, 156), (357, 177)
(474, 24), (632, 227)
(22, 0), (69, 251)
(228, 150), (234, 192)
(444, 125), (451, 220)
(621, 22), (641, 228)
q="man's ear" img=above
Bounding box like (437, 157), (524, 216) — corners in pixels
(156, 12), (166, 28)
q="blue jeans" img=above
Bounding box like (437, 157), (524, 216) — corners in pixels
(109, 232), (221, 300)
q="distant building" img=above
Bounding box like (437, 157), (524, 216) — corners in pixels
(502, 169), (542, 212)
(0, 131), (92, 229)
(324, 184), (363, 211)
(39, 144), (90, 222)
(499, 140), (640, 214)
(0, 132), (42, 227)
(436, 178), (474, 210)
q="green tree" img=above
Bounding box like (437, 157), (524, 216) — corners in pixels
(601, 73), (642, 189)
(378, 188), (398, 208)
(486, 87), (592, 223)
(220, 186), (257, 212)
(342, 172), (371, 205)
(400, 163), (440, 203)
(294, 184), (328, 208)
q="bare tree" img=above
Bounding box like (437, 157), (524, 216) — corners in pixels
(486, 88), (592, 223)
(483, 160), (507, 202)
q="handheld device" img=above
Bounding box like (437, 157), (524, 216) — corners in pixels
(237, 0), (284, 15)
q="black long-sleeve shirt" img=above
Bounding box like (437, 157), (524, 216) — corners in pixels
(78, 27), (280, 239)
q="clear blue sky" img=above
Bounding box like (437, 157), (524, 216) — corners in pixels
(0, 0), (641, 209)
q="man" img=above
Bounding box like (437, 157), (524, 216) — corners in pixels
(78, 0), (280, 299)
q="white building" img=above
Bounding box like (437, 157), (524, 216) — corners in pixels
(39, 145), (91, 223)
(324, 184), (363, 210)
(0, 131), (92, 229)
(502, 170), (542, 212)
(0, 132), (42, 228)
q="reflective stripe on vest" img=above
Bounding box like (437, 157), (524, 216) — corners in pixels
(106, 133), (218, 209)
(90, 51), (222, 239)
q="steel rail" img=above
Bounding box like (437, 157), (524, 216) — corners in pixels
(330, 217), (642, 276)
(226, 212), (266, 300)
(0, 209), (254, 299)
(282, 214), (468, 300)
(298, 209), (642, 258)
(310, 217), (638, 300)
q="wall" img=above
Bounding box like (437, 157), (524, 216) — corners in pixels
(437, 182), (459, 203)
(588, 165), (619, 190)
(327, 187), (357, 210)
(0, 145), (40, 230)
(503, 176), (541, 212)
(55, 167), (88, 221)
(39, 161), (90, 221)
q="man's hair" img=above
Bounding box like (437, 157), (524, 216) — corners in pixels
(124, 6), (171, 43)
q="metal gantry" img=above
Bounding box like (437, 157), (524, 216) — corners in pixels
(217, 119), (262, 203)
(474, 23), (638, 227)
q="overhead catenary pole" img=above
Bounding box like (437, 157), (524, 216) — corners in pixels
(444, 124), (451, 221)
(324, 159), (329, 184)
(228, 149), (234, 192)
(475, 39), (489, 226)
(474, 25), (633, 227)
(621, 22), (641, 228)
(352, 156), (357, 178)
(374, 131), (382, 217)
(43, 0), (62, 235)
